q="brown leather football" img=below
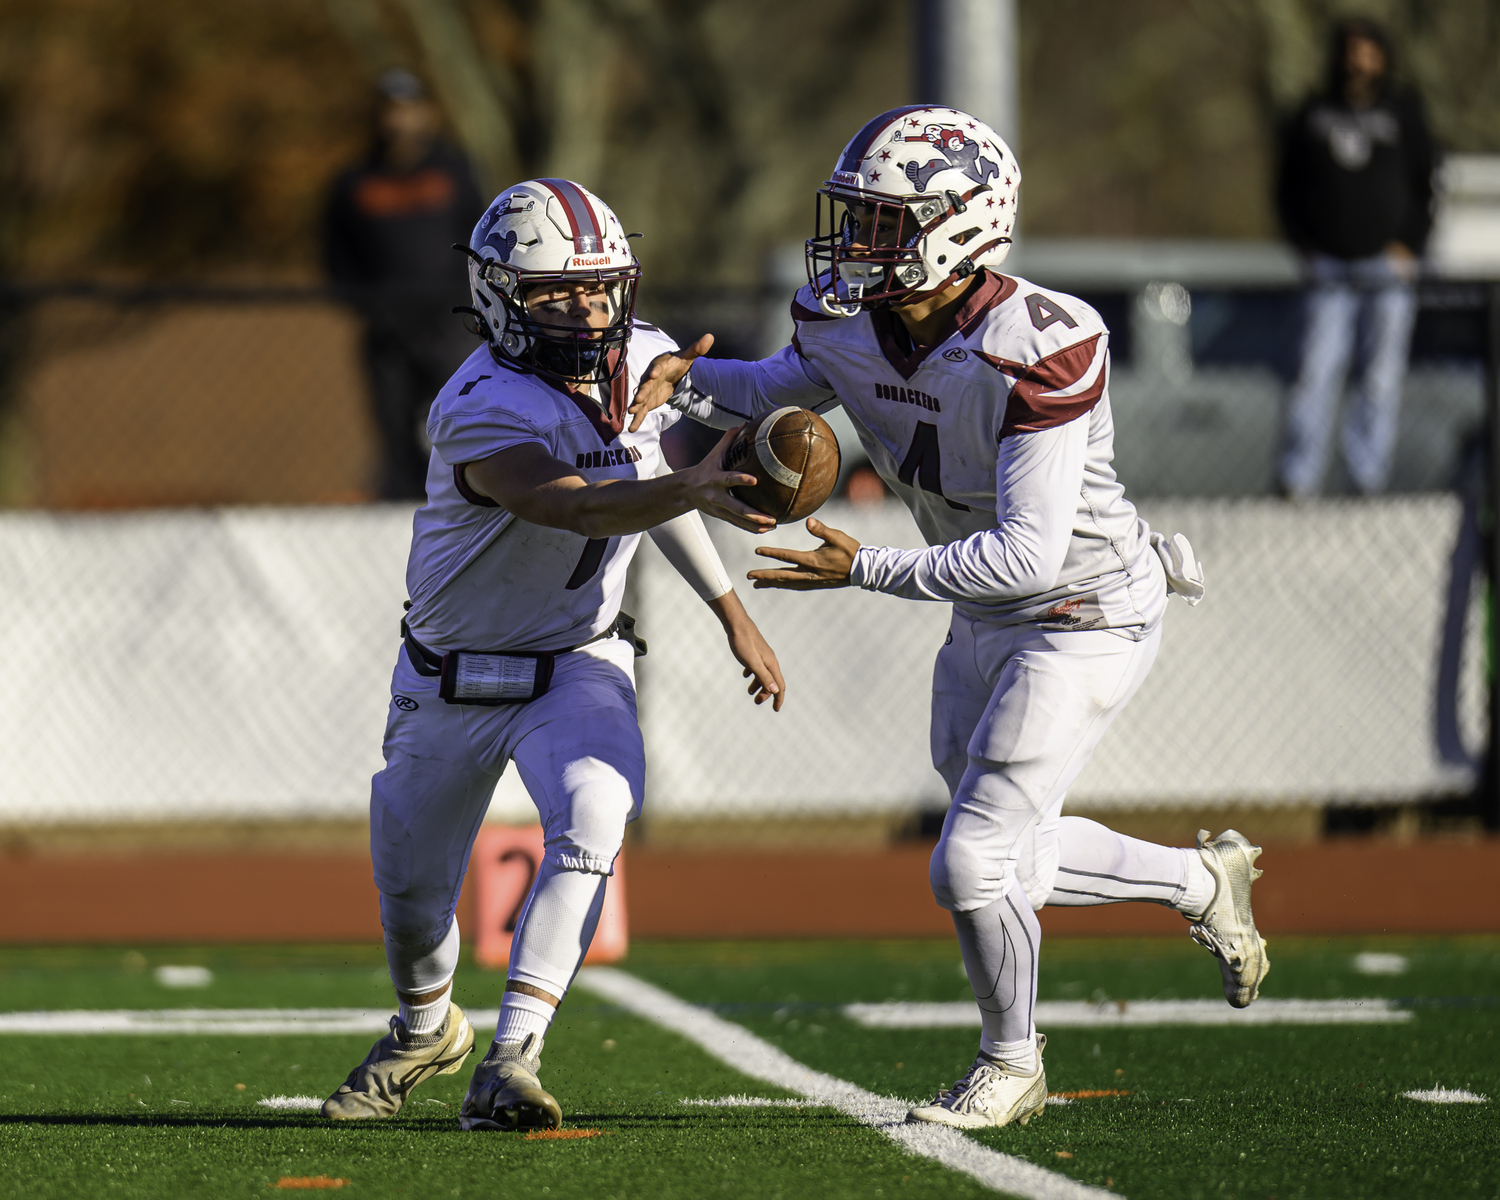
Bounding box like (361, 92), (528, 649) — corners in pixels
(721, 407), (842, 523)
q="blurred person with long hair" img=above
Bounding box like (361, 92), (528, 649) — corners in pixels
(1276, 17), (1436, 498)
(324, 70), (485, 500)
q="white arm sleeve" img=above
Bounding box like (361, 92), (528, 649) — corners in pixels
(671, 346), (838, 429)
(646, 456), (734, 602)
(848, 415), (1088, 602)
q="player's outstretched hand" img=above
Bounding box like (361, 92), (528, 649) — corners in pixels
(628, 333), (714, 432)
(677, 428), (776, 534)
(748, 518), (858, 590)
(707, 589), (785, 711)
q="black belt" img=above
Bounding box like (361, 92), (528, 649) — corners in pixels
(400, 610), (647, 679)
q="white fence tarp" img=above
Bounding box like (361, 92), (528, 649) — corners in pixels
(0, 497), (1480, 825)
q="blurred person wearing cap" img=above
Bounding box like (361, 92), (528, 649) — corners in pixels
(324, 70), (486, 500)
(1276, 17), (1436, 499)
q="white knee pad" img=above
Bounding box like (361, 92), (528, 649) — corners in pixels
(537, 755), (636, 874)
(930, 832), (1017, 914)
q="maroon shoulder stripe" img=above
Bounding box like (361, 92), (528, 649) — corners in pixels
(977, 334), (1108, 437)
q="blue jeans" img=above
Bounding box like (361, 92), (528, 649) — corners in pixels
(1279, 252), (1418, 496)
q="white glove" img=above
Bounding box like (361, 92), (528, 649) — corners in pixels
(1150, 531), (1206, 606)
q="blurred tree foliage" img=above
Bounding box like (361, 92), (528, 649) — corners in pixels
(0, 0), (1494, 283)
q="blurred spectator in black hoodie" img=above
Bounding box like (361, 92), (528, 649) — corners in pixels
(325, 71), (485, 500)
(1275, 17), (1436, 498)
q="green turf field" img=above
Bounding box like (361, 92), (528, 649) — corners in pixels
(1, 936), (1496, 1199)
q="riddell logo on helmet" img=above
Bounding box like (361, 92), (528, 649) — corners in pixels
(570, 255), (611, 267)
(831, 170), (859, 186)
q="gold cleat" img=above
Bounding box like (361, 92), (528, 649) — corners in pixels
(1188, 829), (1270, 1008)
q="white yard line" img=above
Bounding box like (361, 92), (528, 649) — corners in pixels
(576, 967), (1113, 1200)
(0, 1008), (500, 1036)
(844, 998), (1412, 1029)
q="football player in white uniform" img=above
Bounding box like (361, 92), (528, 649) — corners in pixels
(629, 107), (1269, 1130)
(321, 178), (785, 1131)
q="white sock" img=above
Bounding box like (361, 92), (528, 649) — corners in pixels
(495, 989), (555, 1046)
(981, 1034), (1038, 1075)
(1050, 817), (1194, 908)
(1179, 848), (1217, 918)
(398, 987), (450, 1037)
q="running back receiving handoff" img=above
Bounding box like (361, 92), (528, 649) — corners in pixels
(626, 105), (1264, 1133)
(322, 177), (787, 1134)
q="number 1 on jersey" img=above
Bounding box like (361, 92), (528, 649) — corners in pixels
(565, 537), (610, 590)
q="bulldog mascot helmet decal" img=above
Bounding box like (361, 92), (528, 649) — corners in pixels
(461, 178), (641, 385)
(806, 106), (1021, 317)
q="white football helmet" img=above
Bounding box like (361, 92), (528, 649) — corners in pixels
(461, 178), (641, 385)
(806, 106), (1021, 317)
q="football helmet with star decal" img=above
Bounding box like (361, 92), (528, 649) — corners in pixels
(806, 106), (1021, 317)
(461, 178), (641, 385)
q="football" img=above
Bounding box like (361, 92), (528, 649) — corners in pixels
(722, 406), (842, 523)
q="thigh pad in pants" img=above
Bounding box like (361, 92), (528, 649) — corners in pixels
(931, 626), (1158, 913)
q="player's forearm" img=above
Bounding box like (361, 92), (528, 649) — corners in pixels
(850, 424), (1079, 602)
(850, 519), (1067, 602)
(648, 510), (733, 601)
(705, 586), (756, 632)
(677, 351), (835, 429)
(524, 474), (698, 539)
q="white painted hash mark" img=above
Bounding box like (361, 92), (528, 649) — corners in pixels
(842, 998), (1412, 1029)
(256, 1096), (325, 1110)
(577, 967), (1113, 1200)
(1401, 1088), (1488, 1104)
(154, 965), (214, 989)
(1353, 952), (1409, 976)
(680, 1095), (820, 1108)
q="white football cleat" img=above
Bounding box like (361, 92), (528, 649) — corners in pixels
(1188, 828), (1270, 1008)
(906, 1035), (1047, 1129)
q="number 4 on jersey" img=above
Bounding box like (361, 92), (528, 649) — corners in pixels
(897, 422), (968, 511)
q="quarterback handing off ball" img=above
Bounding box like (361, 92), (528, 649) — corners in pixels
(722, 406), (841, 523)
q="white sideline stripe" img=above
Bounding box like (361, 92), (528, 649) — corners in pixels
(843, 998), (1412, 1029)
(257, 1095), (325, 1110)
(1401, 1088), (1488, 1104)
(680, 1095), (819, 1108)
(0, 1008), (502, 1036)
(576, 967), (1112, 1200)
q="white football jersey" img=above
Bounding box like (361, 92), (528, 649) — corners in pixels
(405, 321), (682, 653)
(682, 271), (1166, 635)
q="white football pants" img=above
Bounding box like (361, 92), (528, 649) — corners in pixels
(928, 610), (1205, 1053)
(369, 635), (643, 997)
(928, 612), (1165, 914)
